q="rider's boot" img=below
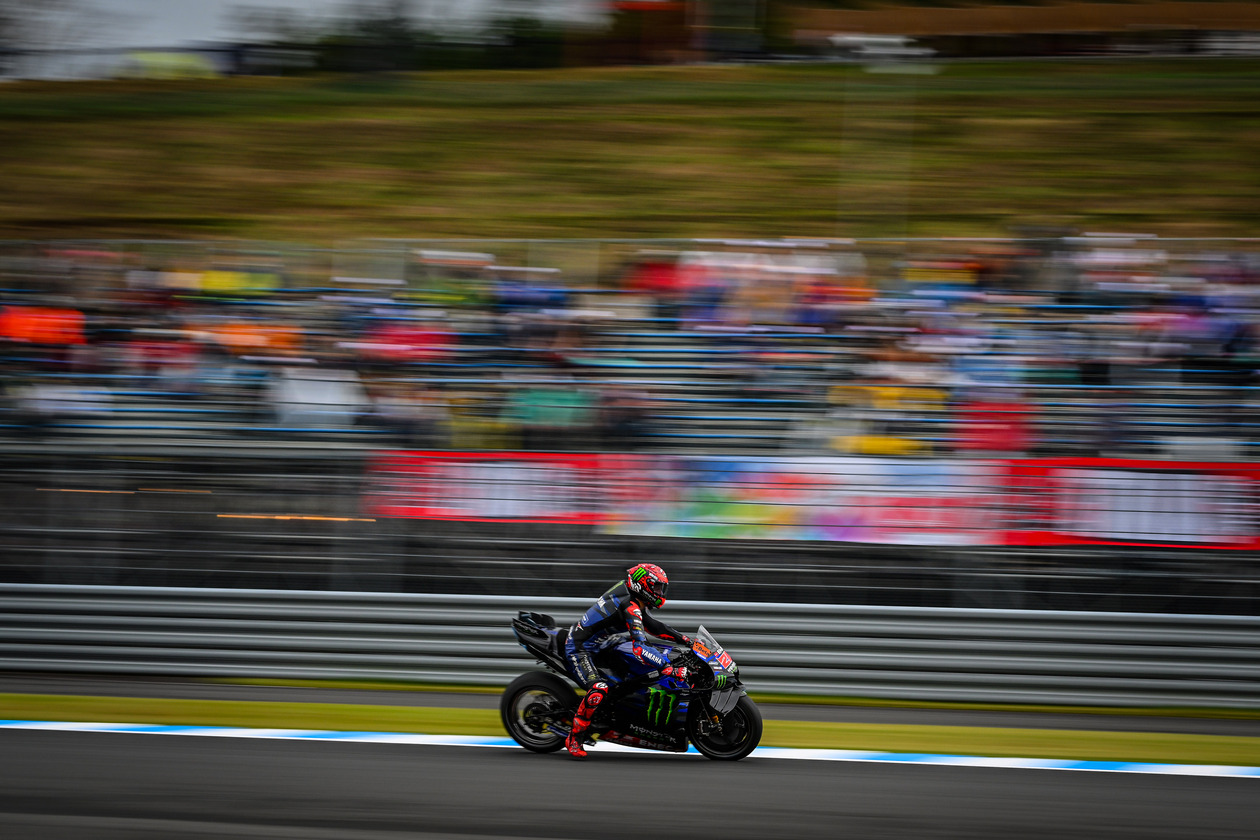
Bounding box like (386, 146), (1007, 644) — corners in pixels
(565, 681), (608, 759)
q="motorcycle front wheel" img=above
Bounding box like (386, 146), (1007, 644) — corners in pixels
(688, 695), (763, 761)
(500, 671), (579, 753)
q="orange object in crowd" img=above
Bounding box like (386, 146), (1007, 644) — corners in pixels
(210, 322), (303, 355)
(0, 306), (86, 345)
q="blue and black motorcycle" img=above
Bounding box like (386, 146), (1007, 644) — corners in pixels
(502, 611), (762, 760)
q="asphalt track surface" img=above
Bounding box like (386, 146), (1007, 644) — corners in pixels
(2, 727), (1257, 840)
(3, 675), (1259, 839)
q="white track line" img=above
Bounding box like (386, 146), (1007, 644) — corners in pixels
(2, 720), (1257, 777)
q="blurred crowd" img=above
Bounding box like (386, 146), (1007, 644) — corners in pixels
(3, 236), (1260, 459)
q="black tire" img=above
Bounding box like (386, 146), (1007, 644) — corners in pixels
(500, 670), (579, 753)
(688, 695), (762, 761)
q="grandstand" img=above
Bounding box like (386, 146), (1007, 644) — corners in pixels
(2, 236), (1258, 458)
(2, 237), (1259, 616)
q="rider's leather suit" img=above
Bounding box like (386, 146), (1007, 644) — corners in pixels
(563, 580), (689, 757)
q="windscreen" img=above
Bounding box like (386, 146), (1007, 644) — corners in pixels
(693, 626), (735, 671)
(693, 626), (721, 659)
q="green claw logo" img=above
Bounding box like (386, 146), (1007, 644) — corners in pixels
(645, 687), (677, 727)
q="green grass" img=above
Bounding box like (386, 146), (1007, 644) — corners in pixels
(0, 694), (495, 735)
(213, 678), (505, 695)
(2, 60), (1258, 243)
(215, 678), (1260, 720)
(4, 693), (1258, 766)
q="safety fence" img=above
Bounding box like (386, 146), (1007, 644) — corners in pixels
(1, 585), (1257, 708)
(4, 446), (1260, 615)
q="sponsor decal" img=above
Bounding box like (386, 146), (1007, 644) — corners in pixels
(624, 725), (685, 751)
(641, 646), (669, 669)
(692, 642), (713, 657)
(645, 687), (678, 727)
(717, 652), (734, 670)
(616, 729), (680, 750)
(714, 674), (728, 689)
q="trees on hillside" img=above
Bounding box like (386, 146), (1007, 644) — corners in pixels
(0, 0), (123, 75)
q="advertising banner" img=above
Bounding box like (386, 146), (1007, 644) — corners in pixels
(1003, 458), (1260, 549)
(366, 451), (617, 524)
(365, 452), (1260, 550)
(600, 456), (1004, 545)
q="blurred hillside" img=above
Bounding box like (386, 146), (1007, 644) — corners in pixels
(0, 58), (1258, 242)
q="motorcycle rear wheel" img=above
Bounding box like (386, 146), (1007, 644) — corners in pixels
(688, 695), (762, 761)
(500, 671), (579, 753)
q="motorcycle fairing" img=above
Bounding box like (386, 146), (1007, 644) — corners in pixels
(596, 687), (689, 752)
(600, 729), (688, 752)
(589, 637), (691, 749)
(692, 626), (743, 714)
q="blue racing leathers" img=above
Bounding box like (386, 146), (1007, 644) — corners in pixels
(564, 580), (688, 689)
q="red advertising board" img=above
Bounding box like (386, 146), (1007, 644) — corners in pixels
(366, 451), (614, 524)
(366, 451), (1260, 550)
(1003, 458), (1260, 549)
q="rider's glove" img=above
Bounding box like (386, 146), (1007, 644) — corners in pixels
(678, 635), (694, 647)
(663, 665), (689, 684)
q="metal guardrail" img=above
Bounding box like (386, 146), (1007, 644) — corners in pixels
(1, 584), (1258, 708)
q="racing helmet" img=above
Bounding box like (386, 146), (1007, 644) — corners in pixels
(626, 563), (669, 610)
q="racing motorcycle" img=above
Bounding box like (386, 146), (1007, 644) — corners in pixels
(502, 611), (762, 760)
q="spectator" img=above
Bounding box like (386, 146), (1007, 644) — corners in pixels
(502, 374), (596, 450)
(598, 384), (653, 451)
(955, 389), (1033, 456)
(367, 381), (449, 448)
(624, 254), (684, 326)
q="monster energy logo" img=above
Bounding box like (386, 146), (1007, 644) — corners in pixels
(714, 674), (728, 689)
(631, 568), (648, 582)
(645, 687), (678, 727)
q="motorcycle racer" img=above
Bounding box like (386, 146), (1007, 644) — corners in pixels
(564, 563), (692, 758)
